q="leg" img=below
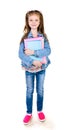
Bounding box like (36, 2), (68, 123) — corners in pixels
(25, 71), (35, 114)
(36, 70), (46, 112)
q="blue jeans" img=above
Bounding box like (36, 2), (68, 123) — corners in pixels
(25, 69), (46, 114)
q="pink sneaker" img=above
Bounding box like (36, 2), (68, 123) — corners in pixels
(38, 112), (45, 121)
(23, 114), (32, 124)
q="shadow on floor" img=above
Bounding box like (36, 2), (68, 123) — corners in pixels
(23, 116), (55, 130)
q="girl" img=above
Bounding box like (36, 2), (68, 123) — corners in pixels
(19, 10), (51, 124)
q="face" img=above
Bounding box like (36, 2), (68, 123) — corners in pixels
(28, 14), (40, 30)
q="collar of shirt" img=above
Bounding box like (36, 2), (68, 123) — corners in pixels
(27, 31), (43, 38)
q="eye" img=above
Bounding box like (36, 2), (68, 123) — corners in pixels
(35, 19), (39, 22)
(29, 19), (33, 22)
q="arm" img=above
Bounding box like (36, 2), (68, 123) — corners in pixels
(24, 49), (42, 67)
(19, 43), (34, 67)
(34, 38), (51, 58)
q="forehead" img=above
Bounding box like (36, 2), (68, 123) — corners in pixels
(28, 14), (40, 19)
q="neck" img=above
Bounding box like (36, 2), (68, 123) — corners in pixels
(31, 29), (38, 37)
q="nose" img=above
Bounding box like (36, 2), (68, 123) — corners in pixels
(32, 20), (36, 23)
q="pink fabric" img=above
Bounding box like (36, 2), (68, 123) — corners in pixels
(38, 112), (45, 121)
(23, 115), (32, 124)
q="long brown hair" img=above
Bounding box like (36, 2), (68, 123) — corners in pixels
(20, 10), (49, 43)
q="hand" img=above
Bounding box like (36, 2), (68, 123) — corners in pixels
(24, 49), (34, 55)
(33, 60), (42, 67)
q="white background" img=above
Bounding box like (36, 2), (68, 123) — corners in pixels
(0, 0), (69, 130)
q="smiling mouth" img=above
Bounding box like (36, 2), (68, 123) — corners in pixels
(32, 24), (36, 26)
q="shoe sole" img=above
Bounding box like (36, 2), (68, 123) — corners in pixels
(39, 119), (46, 122)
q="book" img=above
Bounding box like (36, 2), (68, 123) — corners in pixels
(24, 37), (47, 64)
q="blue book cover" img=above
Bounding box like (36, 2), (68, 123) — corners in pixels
(24, 37), (46, 64)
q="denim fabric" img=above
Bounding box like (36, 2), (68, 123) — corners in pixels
(19, 31), (51, 70)
(25, 69), (46, 114)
